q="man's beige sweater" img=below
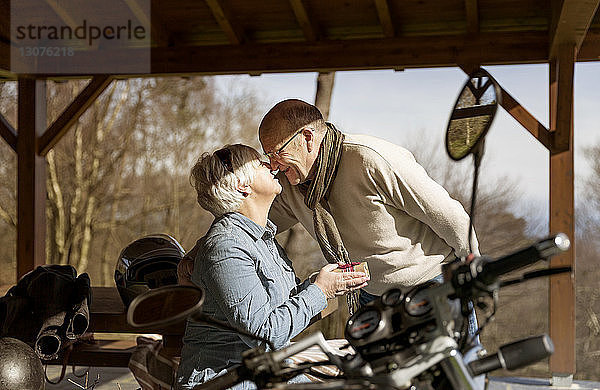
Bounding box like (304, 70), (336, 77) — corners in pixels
(269, 133), (478, 295)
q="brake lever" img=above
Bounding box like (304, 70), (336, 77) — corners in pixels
(500, 266), (572, 288)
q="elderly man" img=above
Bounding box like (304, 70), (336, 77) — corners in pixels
(259, 99), (478, 309)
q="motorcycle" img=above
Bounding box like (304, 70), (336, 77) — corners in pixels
(126, 68), (573, 389)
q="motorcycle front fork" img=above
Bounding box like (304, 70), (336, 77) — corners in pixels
(439, 350), (479, 390)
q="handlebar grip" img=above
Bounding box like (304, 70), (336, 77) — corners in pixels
(477, 233), (569, 284)
(468, 335), (554, 376)
(193, 366), (245, 390)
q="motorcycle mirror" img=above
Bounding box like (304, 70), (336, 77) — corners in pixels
(445, 68), (500, 161)
(445, 68), (502, 254)
(127, 285), (204, 328)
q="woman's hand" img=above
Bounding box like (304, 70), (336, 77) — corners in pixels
(177, 255), (195, 286)
(313, 263), (370, 299)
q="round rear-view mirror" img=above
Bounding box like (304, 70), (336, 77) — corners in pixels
(127, 285), (204, 328)
(446, 68), (501, 160)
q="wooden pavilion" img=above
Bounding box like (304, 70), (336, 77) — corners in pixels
(1, 0), (599, 382)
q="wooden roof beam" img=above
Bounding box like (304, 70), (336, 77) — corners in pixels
(123, 0), (169, 47)
(147, 31), (549, 74)
(43, 0), (99, 50)
(459, 64), (552, 151)
(289, 0), (319, 41)
(549, 0), (600, 59)
(465, 0), (479, 34)
(205, 0), (245, 45)
(374, 0), (395, 38)
(38, 75), (113, 155)
(16, 30), (600, 78)
(0, 113), (17, 152)
(500, 86), (552, 150)
(44, 0), (79, 29)
(579, 29), (600, 60)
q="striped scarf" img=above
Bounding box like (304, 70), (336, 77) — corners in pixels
(299, 123), (359, 315)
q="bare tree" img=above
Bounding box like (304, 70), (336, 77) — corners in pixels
(0, 77), (264, 286)
(574, 143), (600, 378)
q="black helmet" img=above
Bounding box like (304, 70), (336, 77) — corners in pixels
(115, 234), (184, 306)
(0, 338), (45, 390)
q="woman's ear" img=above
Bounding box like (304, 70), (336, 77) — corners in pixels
(237, 182), (251, 197)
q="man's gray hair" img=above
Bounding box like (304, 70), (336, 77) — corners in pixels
(259, 99), (326, 144)
(190, 144), (261, 216)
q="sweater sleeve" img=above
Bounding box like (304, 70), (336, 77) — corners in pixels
(368, 147), (479, 258)
(269, 192), (300, 234)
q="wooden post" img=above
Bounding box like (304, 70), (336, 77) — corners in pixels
(314, 72), (335, 120)
(548, 45), (576, 380)
(17, 78), (47, 279)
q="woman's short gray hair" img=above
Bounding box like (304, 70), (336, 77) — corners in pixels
(190, 144), (261, 216)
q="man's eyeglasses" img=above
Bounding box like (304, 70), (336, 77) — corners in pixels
(263, 129), (304, 160)
(215, 148), (233, 173)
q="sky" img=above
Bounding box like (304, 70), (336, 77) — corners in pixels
(213, 63), (600, 225)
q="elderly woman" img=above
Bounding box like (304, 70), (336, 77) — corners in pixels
(176, 144), (369, 390)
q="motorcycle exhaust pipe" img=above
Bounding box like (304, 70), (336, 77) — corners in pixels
(66, 298), (89, 339)
(468, 334), (554, 376)
(35, 311), (66, 360)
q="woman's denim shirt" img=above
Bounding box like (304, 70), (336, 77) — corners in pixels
(176, 212), (327, 389)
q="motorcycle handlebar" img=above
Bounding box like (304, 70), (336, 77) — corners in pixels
(476, 233), (570, 285)
(468, 335), (554, 376)
(193, 365), (245, 390)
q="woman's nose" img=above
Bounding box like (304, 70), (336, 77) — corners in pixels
(268, 158), (280, 169)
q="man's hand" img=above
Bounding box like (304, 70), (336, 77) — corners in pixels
(313, 264), (369, 299)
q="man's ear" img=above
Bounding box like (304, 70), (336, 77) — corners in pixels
(304, 128), (315, 153)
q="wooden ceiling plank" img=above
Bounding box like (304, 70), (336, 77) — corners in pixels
(38, 75), (113, 155)
(0, 113), (17, 152)
(374, 0), (395, 38)
(549, 0), (600, 59)
(465, 0), (479, 34)
(205, 0), (245, 45)
(289, 0), (319, 41)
